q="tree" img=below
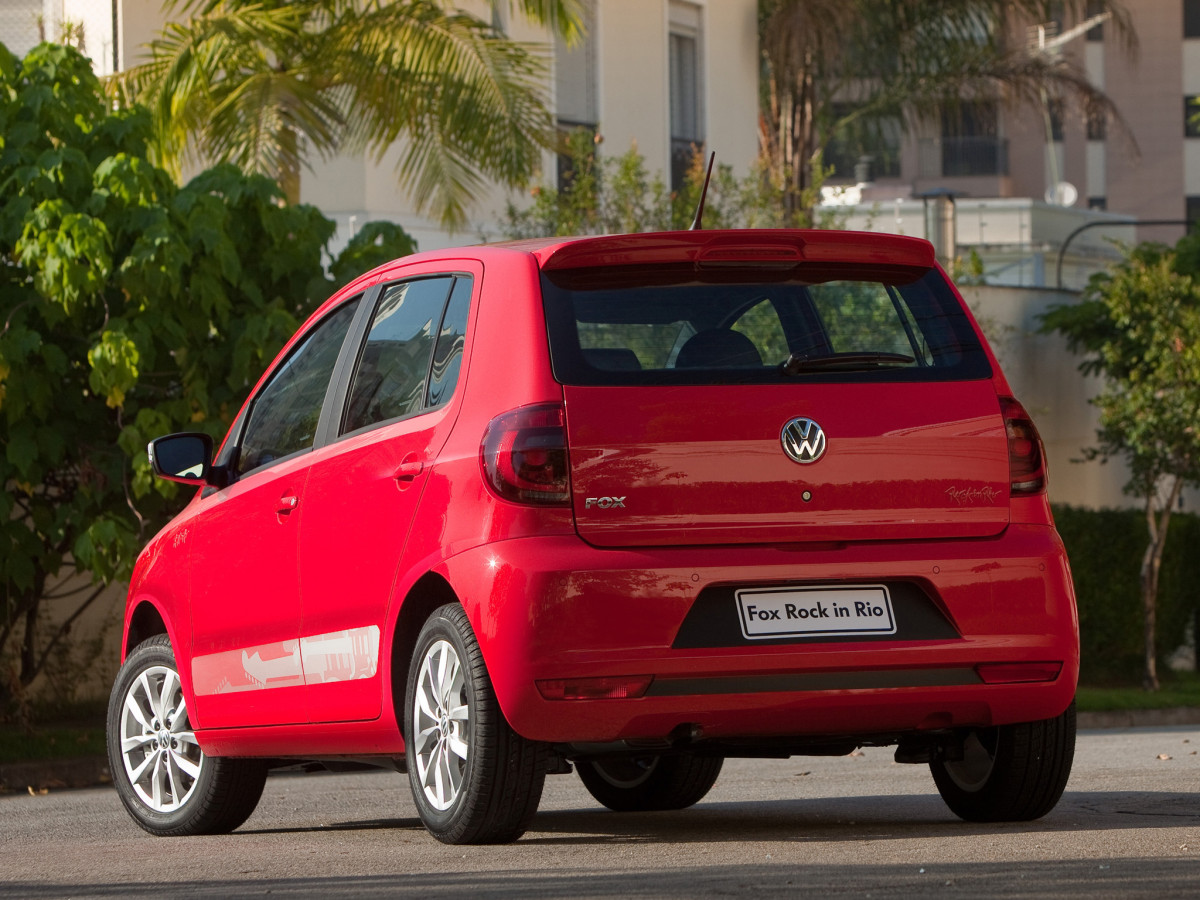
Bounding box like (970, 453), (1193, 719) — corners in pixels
(0, 42), (414, 714)
(502, 130), (837, 238)
(758, 0), (1135, 220)
(1041, 237), (1200, 691)
(107, 0), (583, 228)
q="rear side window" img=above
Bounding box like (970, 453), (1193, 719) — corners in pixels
(427, 277), (471, 407)
(542, 264), (989, 385)
(342, 275), (471, 434)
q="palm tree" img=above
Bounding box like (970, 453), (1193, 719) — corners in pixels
(109, 0), (583, 229)
(758, 0), (1137, 222)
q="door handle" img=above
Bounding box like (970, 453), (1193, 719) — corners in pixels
(277, 494), (299, 515)
(394, 457), (424, 489)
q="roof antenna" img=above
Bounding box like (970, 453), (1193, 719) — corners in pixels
(688, 151), (716, 231)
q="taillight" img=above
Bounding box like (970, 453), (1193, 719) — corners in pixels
(480, 403), (571, 505)
(1001, 396), (1046, 495)
(975, 661), (1062, 684)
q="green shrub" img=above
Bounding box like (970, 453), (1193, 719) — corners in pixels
(1053, 504), (1200, 683)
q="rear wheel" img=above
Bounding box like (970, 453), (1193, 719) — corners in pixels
(576, 753), (723, 812)
(930, 701), (1076, 822)
(107, 635), (267, 836)
(404, 604), (547, 844)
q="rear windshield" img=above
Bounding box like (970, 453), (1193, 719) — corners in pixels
(541, 264), (991, 385)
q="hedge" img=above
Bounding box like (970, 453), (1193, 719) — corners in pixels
(1052, 504), (1200, 683)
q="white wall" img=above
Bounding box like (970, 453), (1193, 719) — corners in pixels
(962, 284), (1200, 513)
(303, 0), (761, 252)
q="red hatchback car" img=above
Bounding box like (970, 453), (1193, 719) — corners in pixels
(107, 229), (1078, 844)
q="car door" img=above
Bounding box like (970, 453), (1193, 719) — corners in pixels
(187, 297), (364, 729)
(298, 272), (474, 723)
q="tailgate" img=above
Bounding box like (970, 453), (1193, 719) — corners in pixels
(566, 381), (1009, 547)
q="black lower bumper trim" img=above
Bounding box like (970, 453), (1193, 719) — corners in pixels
(645, 667), (982, 697)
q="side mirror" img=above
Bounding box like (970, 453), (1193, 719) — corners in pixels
(148, 433), (216, 486)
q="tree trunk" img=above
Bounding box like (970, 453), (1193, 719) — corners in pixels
(278, 125), (301, 205)
(18, 578), (42, 689)
(1140, 476), (1183, 692)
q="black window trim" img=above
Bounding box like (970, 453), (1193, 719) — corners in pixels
(312, 284), (385, 448)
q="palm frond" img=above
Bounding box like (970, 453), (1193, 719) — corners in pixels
(331, 1), (553, 227)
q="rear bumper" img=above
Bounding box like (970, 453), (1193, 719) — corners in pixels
(440, 524), (1078, 744)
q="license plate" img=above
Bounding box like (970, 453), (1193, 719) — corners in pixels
(735, 585), (896, 640)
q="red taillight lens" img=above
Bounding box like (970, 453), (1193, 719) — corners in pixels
(480, 403), (571, 505)
(536, 675), (654, 700)
(975, 661), (1062, 684)
(1001, 397), (1046, 495)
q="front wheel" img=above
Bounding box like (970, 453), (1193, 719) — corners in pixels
(930, 701), (1076, 822)
(404, 604), (547, 844)
(106, 634), (267, 836)
(576, 753), (723, 812)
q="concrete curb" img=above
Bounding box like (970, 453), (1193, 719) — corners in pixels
(1077, 706), (1200, 730)
(2, 709), (1198, 794)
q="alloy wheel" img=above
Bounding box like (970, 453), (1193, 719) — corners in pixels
(412, 639), (471, 811)
(117, 664), (204, 812)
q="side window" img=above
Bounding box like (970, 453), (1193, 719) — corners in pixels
(342, 277), (454, 434)
(236, 298), (361, 476)
(427, 276), (472, 408)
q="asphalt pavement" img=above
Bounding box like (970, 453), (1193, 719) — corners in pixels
(1, 724), (1197, 898)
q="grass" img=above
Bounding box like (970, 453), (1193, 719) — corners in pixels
(0, 724), (107, 764)
(0, 701), (107, 765)
(1076, 669), (1200, 712)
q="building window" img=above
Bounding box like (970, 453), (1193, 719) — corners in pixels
(1188, 196), (1200, 228)
(1085, 0), (1105, 41)
(554, 0), (597, 191)
(1186, 96), (1200, 138)
(1187, 0), (1200, 39)
(938, 101), (1008, 177)
(1046, 1), (1064, 33)
(1086, 108), (1107, 141)
(669, 3), (703, 191)
(1088, 196), (1107, 211)
(825, 104), (902, 182)
(1046, 98), (1065, 142)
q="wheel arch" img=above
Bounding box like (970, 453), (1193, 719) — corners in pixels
(390, 571), (461, 719)
(123, 599), (171, 660)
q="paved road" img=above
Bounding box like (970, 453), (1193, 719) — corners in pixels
(1, 726), (1197, 898)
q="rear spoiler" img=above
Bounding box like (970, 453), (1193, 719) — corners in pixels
(530, 229), (938, 272)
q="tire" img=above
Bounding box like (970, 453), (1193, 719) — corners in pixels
(404, 604), (547, 844)
(576, 753), (724, 812)
(107, 634), (267, 836)
(930, 700), (1076, 822)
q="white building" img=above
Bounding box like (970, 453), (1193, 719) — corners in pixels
(303, 0), (760, 250)
(0, 0), (121, 74)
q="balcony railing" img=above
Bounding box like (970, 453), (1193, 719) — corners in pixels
(919, 137), (1010, 178)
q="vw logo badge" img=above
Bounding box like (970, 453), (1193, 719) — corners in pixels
(781, 417), (826, 464)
